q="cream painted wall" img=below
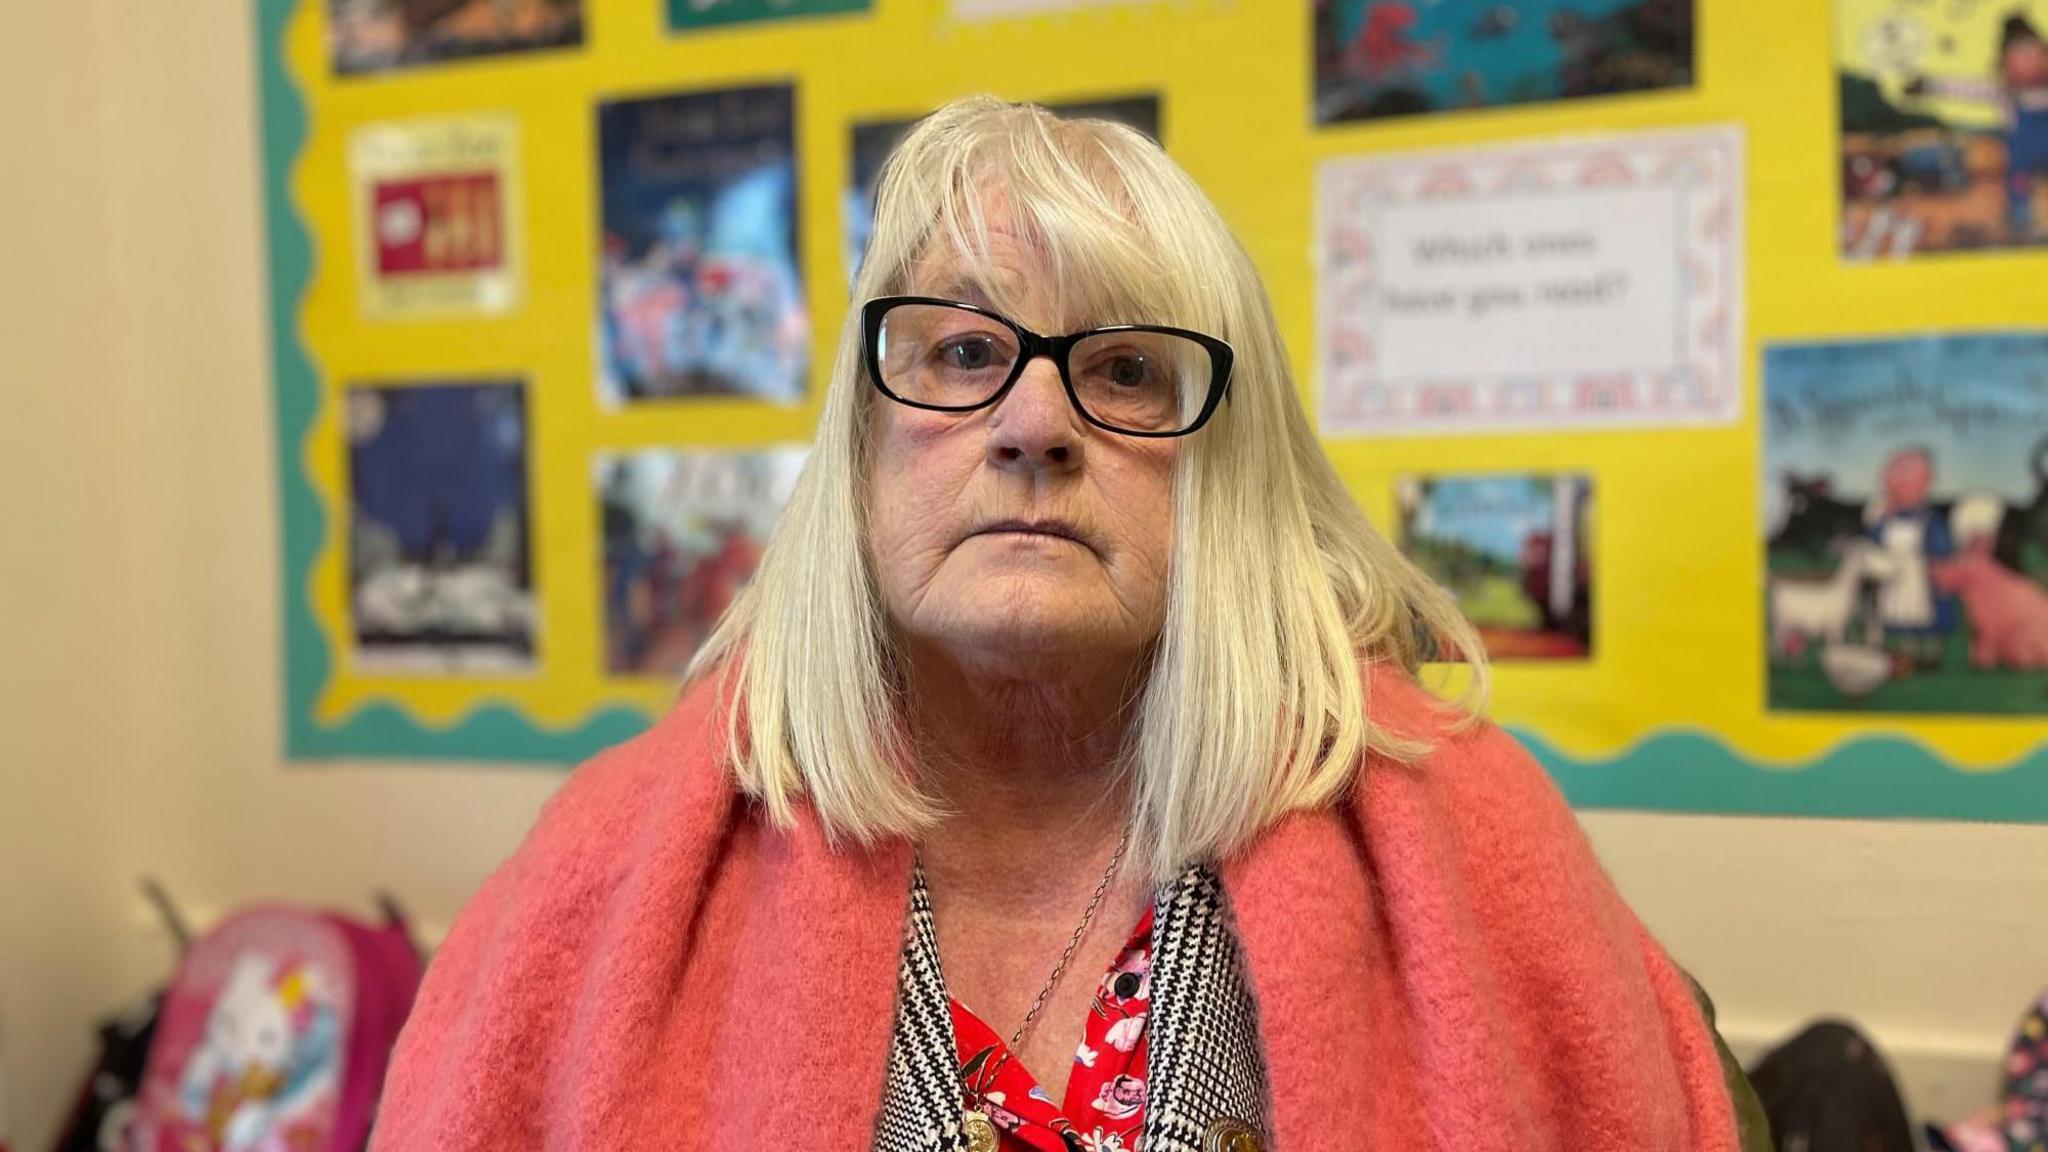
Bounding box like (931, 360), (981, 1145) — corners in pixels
(0, 5), (141, 1144)
(0, 2), (2042, 1148)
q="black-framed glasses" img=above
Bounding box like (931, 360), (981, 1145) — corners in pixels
(861, 296), (1233, 438)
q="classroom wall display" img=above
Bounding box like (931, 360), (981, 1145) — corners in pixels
(1764, 333), (2048, 715)
(598, 84), (807, 406)
(328, 0), (584, 75)
(1837, 0), (2048, 258)
(1318, 127), (1743, 437)
(259, 0), (2048, 820)
(845, 95), (1159, 283)
(1399, 473), (1594, 661)
(1313, 0), (1696, 125)
(598, 447), (805, 678)
(349, 116), (522, 318)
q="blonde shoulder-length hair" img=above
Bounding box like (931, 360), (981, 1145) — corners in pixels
(690, 95), (1486, 880)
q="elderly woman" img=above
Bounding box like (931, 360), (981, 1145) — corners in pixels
(374, 98), (1765, 1152)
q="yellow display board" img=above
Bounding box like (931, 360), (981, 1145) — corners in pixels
(259, 0), (2048, 819)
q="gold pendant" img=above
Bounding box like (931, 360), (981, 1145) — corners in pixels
(962, 1109), (999, 1152)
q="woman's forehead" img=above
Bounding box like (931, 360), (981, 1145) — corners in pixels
(907, 224), (1043, 305)
(904, 237), (1148, 333)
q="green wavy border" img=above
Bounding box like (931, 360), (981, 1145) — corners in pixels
(1522, 727), (2048, 820)
(256, 0), (2048, 815)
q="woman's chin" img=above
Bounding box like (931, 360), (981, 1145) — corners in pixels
(893, 557), (1160, 676)
(924, 607), (1141, 679)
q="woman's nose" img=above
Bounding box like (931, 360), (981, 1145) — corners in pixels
(986, 356), (1082, 471)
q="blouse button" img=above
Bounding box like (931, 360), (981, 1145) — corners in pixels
(1202, 1117), (1263, 1152)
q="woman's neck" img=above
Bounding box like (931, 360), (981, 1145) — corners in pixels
(902, 642), (1141, 903)
(901, 643), (1157, 1099)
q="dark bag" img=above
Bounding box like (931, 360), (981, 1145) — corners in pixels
(50, 992), (161, 1152)
(1746, 1020), (1916, 1152)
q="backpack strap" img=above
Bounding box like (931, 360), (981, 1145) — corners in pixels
(1686, 973), (1774, 1152)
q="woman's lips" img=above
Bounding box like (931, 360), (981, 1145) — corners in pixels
(967, 518), (1097, 556)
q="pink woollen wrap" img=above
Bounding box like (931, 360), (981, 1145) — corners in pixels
(373, 666), (1742, 1151)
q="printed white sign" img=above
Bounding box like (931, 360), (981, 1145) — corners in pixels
(1318, 127), (1744, 436)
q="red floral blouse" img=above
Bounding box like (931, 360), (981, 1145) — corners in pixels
(951, 908), (1155, 1152)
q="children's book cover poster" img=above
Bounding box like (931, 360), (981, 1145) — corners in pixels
(668, 0), (870, 32)
(845, 95), (1159, 283)
(598, 85), (808, 405)
(1838, 0), (2048, 257)
(327, 0), (584, 76)
(1764, 334), (2048, 715)
(347, 381), (535, 673)
(1312, 0), (1695, 125)
(1397, 473), (1595, 660)
(598, 448), (806, 678)
(349, 116), (521, 319)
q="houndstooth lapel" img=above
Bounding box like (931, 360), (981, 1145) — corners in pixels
(1141, 866), (1272, 1151)
(875, 866), (971, 1152)
(874, 865), (1272, 1152)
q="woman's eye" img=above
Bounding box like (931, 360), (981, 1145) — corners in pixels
(939, 339), (995, 370)
(1106, 355), (1150, 387)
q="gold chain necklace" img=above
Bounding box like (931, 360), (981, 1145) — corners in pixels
(957, 826), (1133, 1152)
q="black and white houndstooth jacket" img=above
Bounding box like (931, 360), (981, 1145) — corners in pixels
(873, 865), (1271, 1152)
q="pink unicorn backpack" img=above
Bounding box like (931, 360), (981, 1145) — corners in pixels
(129, 902), (423, 1152)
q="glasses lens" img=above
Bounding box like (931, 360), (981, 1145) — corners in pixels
(1069, 329), (1214, 434)
(875, 303), (1021, 409)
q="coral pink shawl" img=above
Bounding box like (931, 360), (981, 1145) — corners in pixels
(373, 668), (1741, 1151)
